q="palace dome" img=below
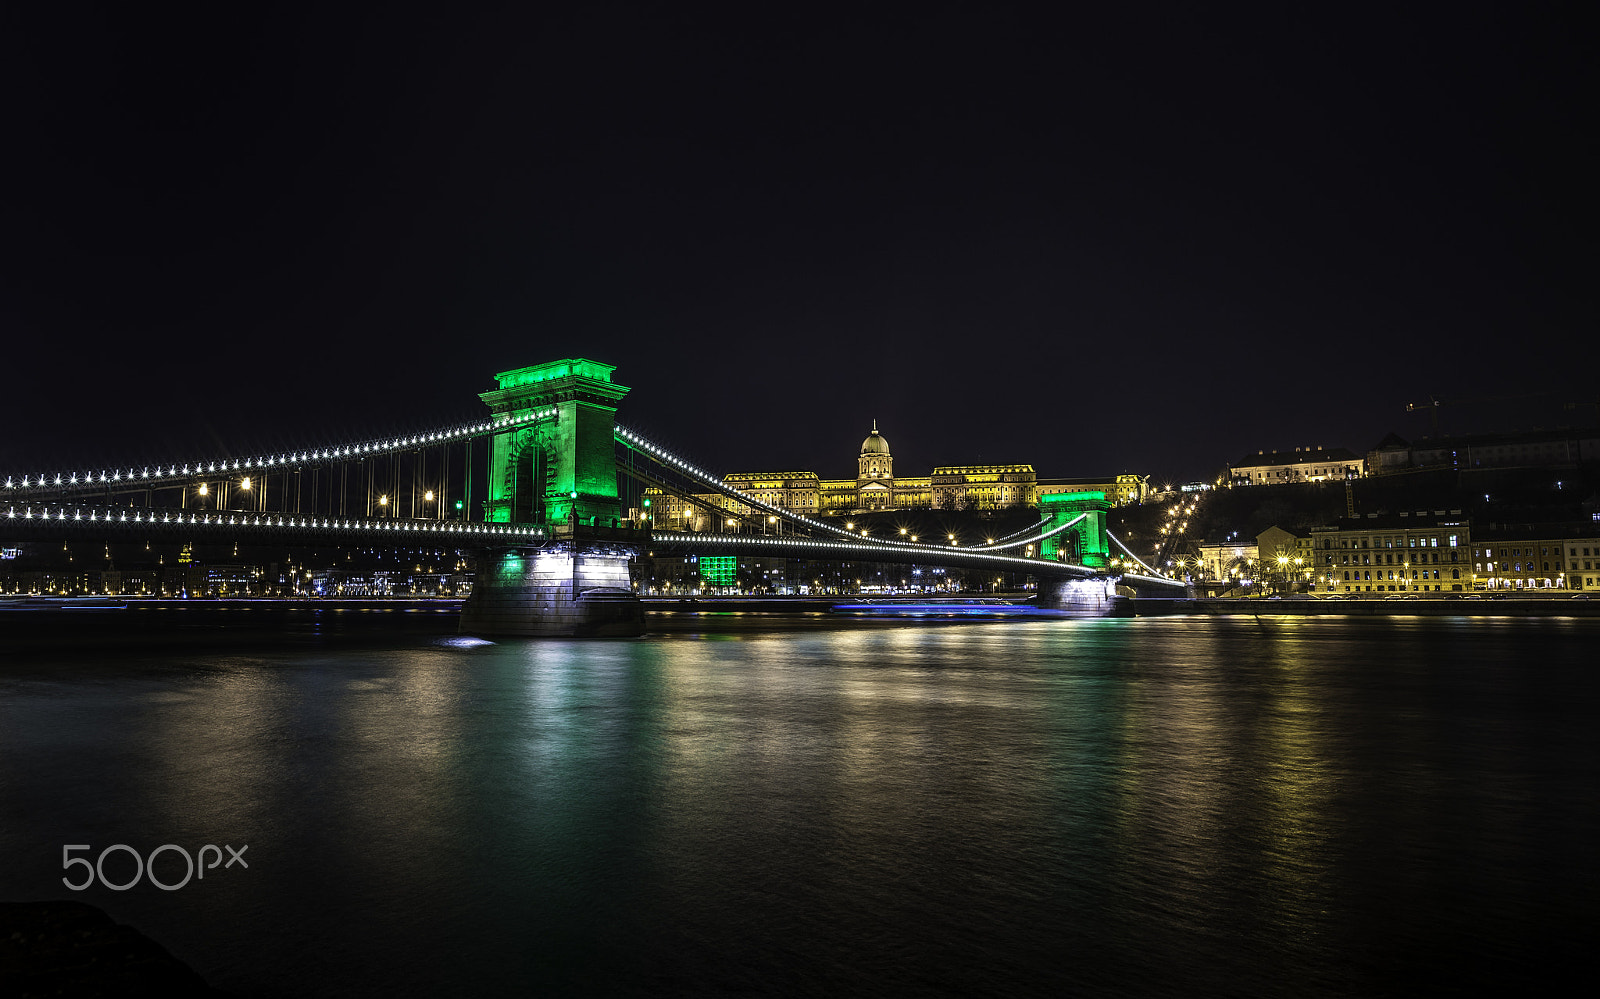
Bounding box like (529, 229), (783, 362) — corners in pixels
(861, 421), (890, 455)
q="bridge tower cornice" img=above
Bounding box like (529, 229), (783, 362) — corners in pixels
(480, 359), (630, 414)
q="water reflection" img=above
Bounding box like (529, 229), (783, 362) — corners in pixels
(0, 615), (1594, 995)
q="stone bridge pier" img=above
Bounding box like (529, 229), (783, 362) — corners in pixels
(460, 525), (648, 637)
(1036, 576), (1133, 617)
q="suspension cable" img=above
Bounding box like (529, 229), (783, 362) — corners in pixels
(1104, 529), (1163, 576)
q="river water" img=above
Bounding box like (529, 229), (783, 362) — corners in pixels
(1, 610), (1595, 996)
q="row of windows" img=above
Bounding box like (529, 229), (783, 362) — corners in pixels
(1477, 561), (1597, 574)
(1330, 551), (1460, 565)
(1341, 569), (1461, 581)
(1324, 535), (1460, 549)
(1478, 545), (1599, 558)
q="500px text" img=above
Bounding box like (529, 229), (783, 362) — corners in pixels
(62, 843), (249, 891)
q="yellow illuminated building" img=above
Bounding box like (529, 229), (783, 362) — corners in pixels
(1310, 514), (1471, 593)
(638, 423), (1070, 523)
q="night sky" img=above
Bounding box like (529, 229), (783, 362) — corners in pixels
(3, 4), (1591, 485)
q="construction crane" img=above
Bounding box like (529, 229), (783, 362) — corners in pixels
(1404, 393), (1546, 435)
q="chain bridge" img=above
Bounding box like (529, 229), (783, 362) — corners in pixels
(3, 359), (1182, 634)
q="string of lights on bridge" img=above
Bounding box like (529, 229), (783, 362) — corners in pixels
(1, 408), (561, 494)
(3, 409), (1178, 581)
(647, 531), (1102, 577)
(3, 504), (546, 540)
(616, 425), (1114, 559)
(1103, 530), (1162, 576)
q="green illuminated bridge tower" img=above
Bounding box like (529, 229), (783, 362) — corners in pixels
(478, 359), (629, 527)
(1040, 491), (1109, 568)
(1038, 490), (1114, 614)
(460, 359), (647, 637)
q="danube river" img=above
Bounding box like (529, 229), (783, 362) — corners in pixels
(2, 609), (1594, 996)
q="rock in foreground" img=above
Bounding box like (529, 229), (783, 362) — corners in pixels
(1, 900), (225, 998)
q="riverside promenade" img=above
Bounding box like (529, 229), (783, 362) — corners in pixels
(1131, 595), (1600, 617)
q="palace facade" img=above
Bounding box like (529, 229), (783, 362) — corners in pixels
(637, 423), (1090, 527)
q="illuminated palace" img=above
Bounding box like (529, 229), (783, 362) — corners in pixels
(639, 423), (1147, 528)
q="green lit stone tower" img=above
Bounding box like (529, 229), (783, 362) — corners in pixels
(461, 359), (646, 637)
(478, 359), (630, 526)
(1040, 490), (1110, 568)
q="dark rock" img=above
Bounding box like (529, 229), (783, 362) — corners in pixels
(0, 900), (225, 997)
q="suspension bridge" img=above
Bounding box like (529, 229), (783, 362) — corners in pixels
(3, 359), (1182, 633)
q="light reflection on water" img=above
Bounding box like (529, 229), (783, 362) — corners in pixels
(0, 615), (1594, 996)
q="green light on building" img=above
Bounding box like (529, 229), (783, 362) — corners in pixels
(698, 556), (738, 587)
(494, 358), (617, 390)
(1040, 490), (1109, 567)
(478, 358), (631, 526)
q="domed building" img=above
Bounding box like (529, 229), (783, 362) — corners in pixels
(650, 422), (1054, 527)
(856, 421), (896, 510)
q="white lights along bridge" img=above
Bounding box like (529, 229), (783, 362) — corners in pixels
(2, 408), (558, 498)
(4, 505), (545, 544)
(2, 409), (558, 546)
(614, 424), (1181, 588)
(0, 406), (1180, 589)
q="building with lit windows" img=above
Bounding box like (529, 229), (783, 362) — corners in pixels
(715, 424), (1040, 518)
(1472, 529), (1600, 591)
(1366, 427), (1600, 475)
(1037, 474), (1149, 507)
(717, 471), (823, 516)
(1472, 538), (1559, 591)
(631, 423), (1145, 525)
(928, 464), (1035, 510)
(1230, 446), (1364, 486)
(1310, 513), (1472, 593)
(1559, 537), (1600, 591)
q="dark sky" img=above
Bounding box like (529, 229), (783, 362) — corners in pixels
(2, 3), (1591, 485)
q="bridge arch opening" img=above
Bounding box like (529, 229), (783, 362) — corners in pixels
(507, 434), (552, 525)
